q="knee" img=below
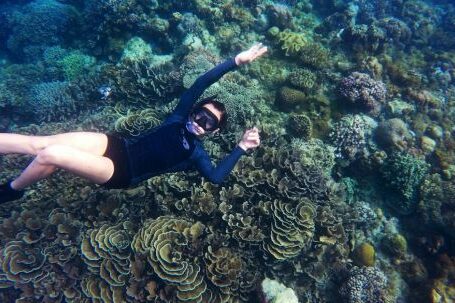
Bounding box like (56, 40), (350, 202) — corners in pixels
(36, 145), (65, 165)
(30, 137), (50, 155)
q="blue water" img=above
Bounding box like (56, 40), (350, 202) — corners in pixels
(0, 1), (454, 302)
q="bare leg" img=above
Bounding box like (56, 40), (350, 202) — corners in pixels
(10, 144), (114, 190)
(0, 132), (109, 156)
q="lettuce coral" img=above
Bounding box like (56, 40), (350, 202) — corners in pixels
(80, 221), (134, 302)
(132, 216), (212, 302)
(263, 199), (316, 260)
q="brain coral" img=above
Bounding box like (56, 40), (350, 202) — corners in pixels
(263, 199), (316, 260)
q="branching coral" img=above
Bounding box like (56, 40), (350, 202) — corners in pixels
(418, 173), (455, 236)
(381, 152), (429, 213)
(339, 266), (391, 303)
(109, 59), (183, 105)
(27, 81), (76, 122)
(299, 42), (330, 69)
(287, 68), (317, 91)
(290, 138), (336, 176)
(329, 114), (377, 165)
(338, 72), (387, 116)
(6, 0), (79, 60)
(287, 113), (312, 140)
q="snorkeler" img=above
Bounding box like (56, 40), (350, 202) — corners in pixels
(0, 43), (267, 204)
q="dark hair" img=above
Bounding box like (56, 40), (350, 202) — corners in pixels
(193, 96), (228, 131)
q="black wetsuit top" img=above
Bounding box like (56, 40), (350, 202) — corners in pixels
(124, 58), (246, 185)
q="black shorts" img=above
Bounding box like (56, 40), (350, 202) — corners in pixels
(101, 134), (131, 189)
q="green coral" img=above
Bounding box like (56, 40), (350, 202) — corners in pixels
(381, 152), (429, 213)
(59, 51), (96, 81)
(290, 138), (336, 176)
(299, 42), (330, 69)
(287, 113), (312, 140)
(382, 233), (408, 258)
(277, 29), (308, 57)
(288, 68), (317, 91)
(276, 86), (306, 110)
(120, 37), (153, 63)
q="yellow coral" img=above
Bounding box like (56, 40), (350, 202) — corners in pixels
(352, 242), (375, 267)
(277, 29), (308, 56)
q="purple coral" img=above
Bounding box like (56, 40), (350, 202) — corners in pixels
(340, 266), (389, 303)
(339, 72), (387, 116)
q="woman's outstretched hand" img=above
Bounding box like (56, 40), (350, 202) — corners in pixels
(235, 43), (268, 65)
(238, 127), (261, 152)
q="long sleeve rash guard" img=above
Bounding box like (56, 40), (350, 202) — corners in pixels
(124, 58), (246, 185)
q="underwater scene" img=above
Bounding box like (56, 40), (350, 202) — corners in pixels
(0, 0), (454, 302)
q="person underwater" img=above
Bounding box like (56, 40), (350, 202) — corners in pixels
(0, 43), (268, 204)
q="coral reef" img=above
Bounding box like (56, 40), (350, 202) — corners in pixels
(6, 0), (79, 60)
(261, 278), (299, 303)
(263, 199), (316, 261)
(290, 138), (336, 176)
(381, 152), (429, 214)
(113, 106), (162, 137)
(329, 114), (378, 165)
(276, 29), (308, 57)
(132, 216), (212, 302)
(287, 113), (312, 140)
(27, 81), (76, 122)
(81, 221), (134, 302)
(339, 266), (392, 303)
(287, 68), (317, 92)
(59, 51), (96, 81)
(418, 174), (455, 237)
(298, 42), (330, 69)
(374, 118), (413, 152)
(1, 1), (454, 302)
(352, 242), (376, 267)
(338, 72), (387, 116)
(276, 86), (307, 111)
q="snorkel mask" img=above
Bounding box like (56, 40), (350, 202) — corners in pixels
(190, 106), (220, 132)
(189, 95), (221, 132)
